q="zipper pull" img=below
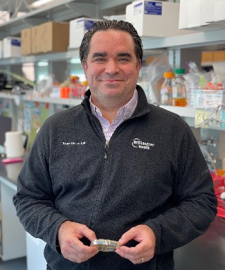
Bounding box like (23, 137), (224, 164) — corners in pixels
(104, 140), (109, 159)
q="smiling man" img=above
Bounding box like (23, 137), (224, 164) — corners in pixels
(82, 29), (141, 124)
(13, 20), (217, 270)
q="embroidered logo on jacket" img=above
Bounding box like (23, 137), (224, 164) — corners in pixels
(132, 138), (154, 150)
(62, 141), (86, 145)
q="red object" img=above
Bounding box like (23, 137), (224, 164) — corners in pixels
(1, 157), (24, 164)
(211, 172), (225, 218)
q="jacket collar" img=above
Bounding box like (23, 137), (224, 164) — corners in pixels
(81, 85), (151, 119)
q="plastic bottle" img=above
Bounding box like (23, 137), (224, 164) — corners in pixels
(172, 68), (187, 107)
(160, 71), (174, 105)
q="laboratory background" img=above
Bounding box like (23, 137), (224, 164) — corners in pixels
(0, 0), (225, 269)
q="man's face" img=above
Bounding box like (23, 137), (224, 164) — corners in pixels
(82, 30), (141, 107)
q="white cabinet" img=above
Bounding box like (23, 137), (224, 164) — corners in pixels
(0, 175), (26, 261)
(26, 234), (46, 270)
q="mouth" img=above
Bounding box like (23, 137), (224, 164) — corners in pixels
(100, 79), (124, 83)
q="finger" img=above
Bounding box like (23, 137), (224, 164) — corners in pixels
(117, 245), (141, 255)
(73, 247), (99, 263)
(116, 245), (141, 260)
(76, 224), (97, 242)
(118, 228), (137, 245)
(64, 240), (99, 263)
(71, 237), (98, 254)
(116, 248), (150, 265)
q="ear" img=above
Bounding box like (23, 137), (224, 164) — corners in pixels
(136, 59), (142, 72)
(82, 61), (87, 74)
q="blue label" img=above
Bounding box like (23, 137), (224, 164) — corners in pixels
(144, 1), (162, 15)
(11, 39), (21, 47)
(134, 2), (143, 8)
(84, 20), (96, 31)
(134, 2), (143, 15)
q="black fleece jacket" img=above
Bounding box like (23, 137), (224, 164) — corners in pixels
(13, 85), (217, 270)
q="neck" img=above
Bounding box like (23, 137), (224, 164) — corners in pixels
(90, 90), (136, 124)
(100, 109), (117, 124)
(91, 97), (130, 124)
(94, 101), (122, 124)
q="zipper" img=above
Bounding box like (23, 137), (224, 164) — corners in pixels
(104, 140), (109, 159)
(103, 112), (147, 160)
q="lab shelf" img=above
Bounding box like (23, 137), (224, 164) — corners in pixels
(0, 92), (196, 118)
(0, 92), (82, 106)
(0, 0), (98, 39)
(160, 105), (196, 118)
(142, 28), (225, 50)
(0, 49), (80, 65)
(0, 1), (224, 65)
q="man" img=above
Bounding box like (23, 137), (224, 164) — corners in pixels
(13, 20), (217, 270)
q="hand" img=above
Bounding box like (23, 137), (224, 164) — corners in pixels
(58, 221), (99, 263)
(115, 225), (156, 265)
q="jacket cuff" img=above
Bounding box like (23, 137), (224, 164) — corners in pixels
(144, 221), (161, 255)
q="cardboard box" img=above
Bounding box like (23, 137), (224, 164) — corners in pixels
(69, 18), (100, 49)
(126, 1), (196, 38)
(31, 25), (42, 54)
(201, 51), (213, 63)
(41, 22), (69, 53)
(3, 37), (21, 58)
(21, 28), (32, 55)
(213, 51), (225, 62)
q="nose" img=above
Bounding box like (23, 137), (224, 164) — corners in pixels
(105, 59), (119, 75)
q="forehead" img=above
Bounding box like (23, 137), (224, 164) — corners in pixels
(89, 30), (135, 54)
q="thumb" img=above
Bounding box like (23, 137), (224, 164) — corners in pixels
(118, 228), (136, 246)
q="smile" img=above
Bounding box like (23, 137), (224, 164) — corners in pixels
(100, 80), (124, 82)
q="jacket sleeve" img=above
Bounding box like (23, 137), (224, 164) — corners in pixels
(145, 123), (217, 255)
(13, 123), (68, 253)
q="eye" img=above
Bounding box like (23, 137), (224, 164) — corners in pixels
(118, 58), (130, 63)
(94, 58), (106, 63)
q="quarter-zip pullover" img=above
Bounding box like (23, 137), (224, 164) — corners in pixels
(13, 85), (217, 270)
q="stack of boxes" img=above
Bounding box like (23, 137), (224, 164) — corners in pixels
(125, 0), (196, 38)
(21, 22), (70, 55)
(20, 18), (101, 56)
(202, 51), (225, 64)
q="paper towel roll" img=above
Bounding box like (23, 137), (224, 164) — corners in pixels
(4, 131), (24, 158)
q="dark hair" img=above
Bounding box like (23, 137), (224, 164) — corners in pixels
(79, 20), (143, 64)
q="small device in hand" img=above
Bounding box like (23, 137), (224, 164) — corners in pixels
(91, 239), (121, 252)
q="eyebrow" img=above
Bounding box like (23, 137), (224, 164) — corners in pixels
(92, 52), (107, 58)
(117, 53), (132, 59)
(91, 52), (132, 59)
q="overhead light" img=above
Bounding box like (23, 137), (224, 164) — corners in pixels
(70, 58), (81, 64)
(30, 0), (55, 8)
(38, 61), (48, 67)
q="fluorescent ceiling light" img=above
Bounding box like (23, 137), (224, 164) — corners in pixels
(38, 61), (48, 67)
(30, 0), (55, 8)
(70, 58), (81, 64)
